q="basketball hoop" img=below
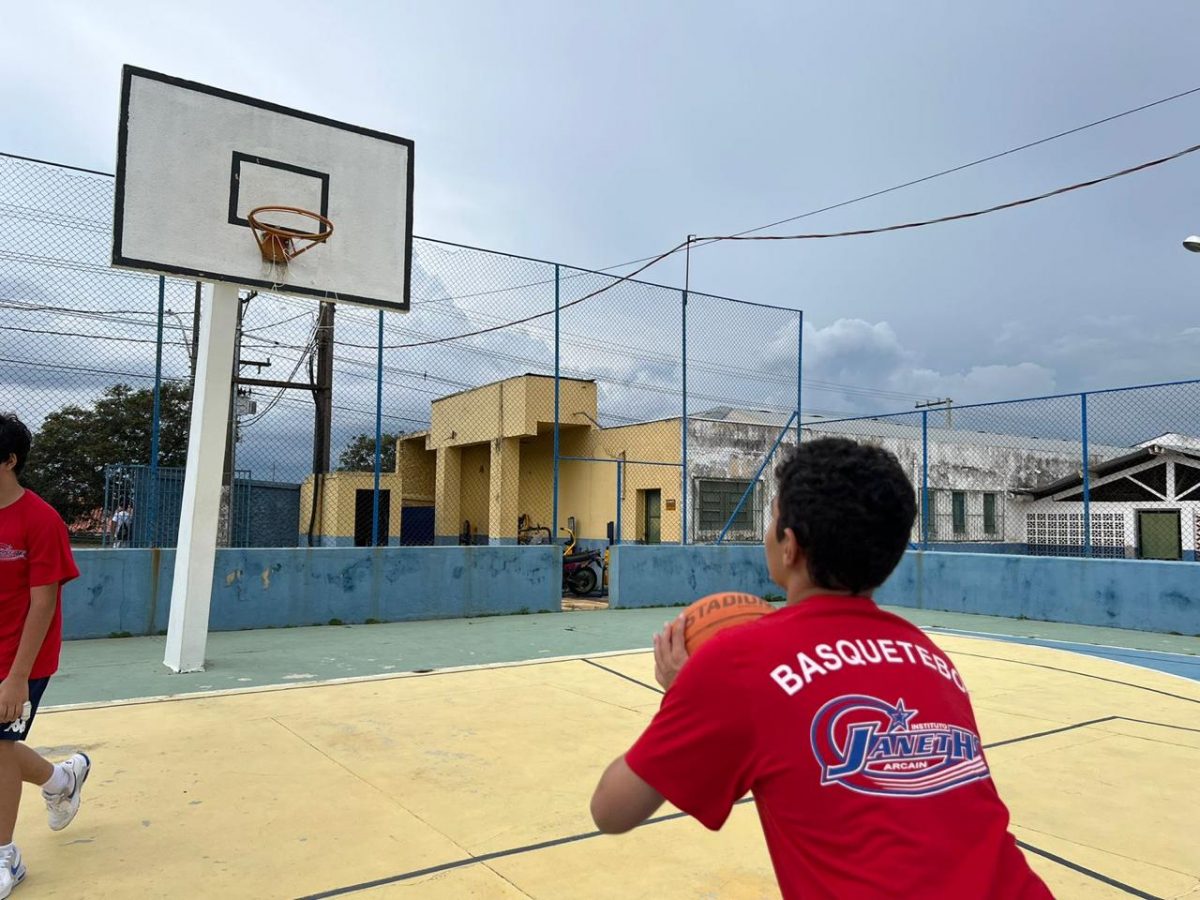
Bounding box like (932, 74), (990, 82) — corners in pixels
(247, 206), (334, 264)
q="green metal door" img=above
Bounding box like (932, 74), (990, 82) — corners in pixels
(1136, 510), (1181, 560)
(644, 490), (661, 544)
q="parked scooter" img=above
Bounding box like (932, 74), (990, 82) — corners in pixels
(560, 525), (605, 597)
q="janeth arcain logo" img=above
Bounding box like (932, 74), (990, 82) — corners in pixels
(811, 695), (990, 797)
(0, 544), (26, 562)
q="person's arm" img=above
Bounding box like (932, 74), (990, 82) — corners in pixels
(590, 755), (665, 834)
(0, 584), (56, 721)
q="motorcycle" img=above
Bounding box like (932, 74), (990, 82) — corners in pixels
(517, 514), (607, 597)
(560, 525), (605, 597)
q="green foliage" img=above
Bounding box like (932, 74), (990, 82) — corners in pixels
(337, 432), (400, 473)
(23, 382), (193, 528)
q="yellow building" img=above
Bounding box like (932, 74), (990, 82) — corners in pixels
(300, 374), (688, 547)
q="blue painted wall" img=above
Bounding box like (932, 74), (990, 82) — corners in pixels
(608, 544), (777, 608)
(63, 546), (561, 640)
(608, 546), (1199, 634)
(877, 551), (1198, 634)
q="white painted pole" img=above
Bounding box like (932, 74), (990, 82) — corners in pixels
(164, 282), (239, 673)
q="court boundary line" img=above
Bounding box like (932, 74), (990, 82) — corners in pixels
(38, 648), (654, 715)
(948, 650), (1199, 704)
(40, 628), (1198, 715)
(925, 626), (1199, 660)
(293, 714), (1186, 900)
(925, 627), (1200, 686)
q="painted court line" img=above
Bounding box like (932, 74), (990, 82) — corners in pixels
(39, 647), (656, 714)
(949, 650), (1200, 704)
(925, 627), (1200, 684)
(292, 715), (1173, 900)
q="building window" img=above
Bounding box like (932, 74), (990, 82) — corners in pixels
(696, 478), (760, 540)
(951, 492), (967, 535)
(983, 493), (998, 536)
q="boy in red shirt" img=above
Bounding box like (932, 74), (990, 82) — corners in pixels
(591, 437), (1053, 899)
(0, 414), (91, 897)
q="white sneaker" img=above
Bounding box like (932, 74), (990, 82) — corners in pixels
(42, 753), (90, 832)
(0, 845), (26, 898)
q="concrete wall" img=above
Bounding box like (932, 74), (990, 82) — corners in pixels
(63, 545), (561, 640)
(608, 545), (1198, 634)
(608, 544), (777, 608)
(877, 551), (1198, 633)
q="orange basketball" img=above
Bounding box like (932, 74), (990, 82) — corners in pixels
(682, 592), (776, 656)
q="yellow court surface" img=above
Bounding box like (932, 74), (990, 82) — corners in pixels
(15, 633), (1200, 899)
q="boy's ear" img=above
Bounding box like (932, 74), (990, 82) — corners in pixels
(782, 527), (800, 567)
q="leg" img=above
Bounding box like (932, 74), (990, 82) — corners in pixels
(11, 745), (50, 789)
(0, 745), (20, 844)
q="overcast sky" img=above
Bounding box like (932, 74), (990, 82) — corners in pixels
(5, 0), (1200, 431)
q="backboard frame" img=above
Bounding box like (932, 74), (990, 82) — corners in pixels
(112, 65), (414, 311)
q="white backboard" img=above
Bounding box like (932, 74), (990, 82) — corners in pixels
(113, 66), (414, 311)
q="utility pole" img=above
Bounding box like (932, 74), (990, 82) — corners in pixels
(915, 397), (953, 428)
(312, 301), (335, 475)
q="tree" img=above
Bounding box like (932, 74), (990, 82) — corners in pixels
(337, 432), (399, 473)
(23, 382), (193, 528)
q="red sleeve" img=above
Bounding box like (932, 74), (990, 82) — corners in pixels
(624, 642), (758, 830)
(26, 501), (79, 590)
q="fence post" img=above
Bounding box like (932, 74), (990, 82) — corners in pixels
(148, 276), (165, 548)
(796, 309), (803, 424)
(681, 289), (689, 546)
(552, 265), (561, 543)
(1081, 392), (1091, 558)
(921, 410), (929, 549)
(372, 309), (384, 547)
(616, 458), (624, 544)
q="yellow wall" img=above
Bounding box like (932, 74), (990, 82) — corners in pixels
(396, 435), (435, 502)
(403, 376), (690, 544)
(458, 443), (491, 538)
(297, 472), (404, 540)
(429, 376), (598, 450)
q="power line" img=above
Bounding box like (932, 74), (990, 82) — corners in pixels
(381, 140), (1200, 348)
(409, 83), (1200, 305)
(712, 84), (1200, 241)
(694, 141), (1200, 244)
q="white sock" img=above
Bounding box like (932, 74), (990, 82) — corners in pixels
(41, 764), (70, 796)
(0, 843), (14, 860)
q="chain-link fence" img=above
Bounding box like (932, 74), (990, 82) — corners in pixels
(1, 152), (802, 558)
(796, 380), (1200, 561)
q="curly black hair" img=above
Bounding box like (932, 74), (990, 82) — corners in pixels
(0, 413), (32, 477)
(774, 437), (916, 594)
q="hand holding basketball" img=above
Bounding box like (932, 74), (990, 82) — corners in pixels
(653, 615), (689, 691)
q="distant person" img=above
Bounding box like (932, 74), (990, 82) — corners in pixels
(590, 438), (1053, 899)
(0, 413), (91, 897)
(110, 505), (132, 548)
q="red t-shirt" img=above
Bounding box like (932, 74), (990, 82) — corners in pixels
(0, 490), (77, 680)
(626, 596), (1053, 899)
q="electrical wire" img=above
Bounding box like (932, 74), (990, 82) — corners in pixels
(377, 140), (1200, 348)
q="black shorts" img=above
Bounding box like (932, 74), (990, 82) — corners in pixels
(0, 678), (50, 742)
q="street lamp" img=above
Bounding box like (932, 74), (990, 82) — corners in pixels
(1183, 235), (1200, 252)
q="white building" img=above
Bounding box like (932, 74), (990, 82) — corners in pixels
(684, 409), (1192, 559)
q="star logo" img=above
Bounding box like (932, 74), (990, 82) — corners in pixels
(885, 698), (918, 732)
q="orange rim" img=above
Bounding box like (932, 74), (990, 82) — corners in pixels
(247, 206), (334, 262)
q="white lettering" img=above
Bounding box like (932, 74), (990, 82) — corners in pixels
(836, 640), (866, 666)
(856, 639), (883, 664)
(796, 652), (827, 682)
(916, 645), (935, 669)
(934, 655), (951, 679)
(771, 664), (804, 696)
(896, 640), (918, 663)
(878, 639), (902, 663)
(815, 644), (843, 671)
(951, 667), (967, 693)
